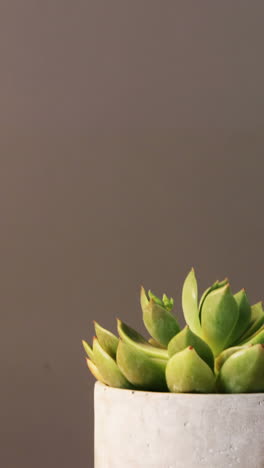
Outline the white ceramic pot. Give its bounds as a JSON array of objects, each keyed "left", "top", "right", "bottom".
[{"left": 94, "top": 382, "right": 264, "bottom": 468}]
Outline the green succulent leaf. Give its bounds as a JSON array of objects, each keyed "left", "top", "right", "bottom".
[
  {"left": 217, "top": 344, "right": 264, "bottom": 393},
  {"left": 141, "top": 287, "right": 180, "bottom": 347},
  {"left": 82, "top": 340, "right": 94, "bottom": 362},
  {"left": 147, "top": 290, "right": 174, "bottom": 311},
  {"left": 140, "top": 286, "right": 149, "bottom": 309},
  {"left": 116, "top": 340, "right": 168, "bottom": 391},
  {"left": 167, "top": 326, "right": 214, "bottom": 371},
  {"left": 117, "top": 319, "right": 168, "bottom": 360},
  {"left": 162, "top": 294, "right": 174, "bottom": 311},
  {"left": 166, "top": 347, "right": 215, "bottom": 393},
  {"left": 148, "top": 290, "right": 164, "bottom": 307},
  {"left": 86, "top": 358, "right": 106, "bottom": 385},
  {"left": 227, "top": 289, "right": 251, "bottom": 346},
  {"left": 93, "top": 338, "right": 132, "bottom": 389},
  {"left": 240, "top": 326, "right": 264, "bottom": 346},
  {"left": 201, "top": 284, "right": 239, "bottom": 356},
  {"left": 236, "top": 302, "right": 264, "bottom": 344},
  {"left": 198, "top": 278, "right": 228, "bottom": 319},
  {"left": 94, "top": 321, "right": 119, "bottom": 359},
  {"left": 215, "top": 346, "right": 246, "bottom": 373},
  {"left": 198, "top": 281, "right": 218, "bottom": 317},
  {"left": 182, "top": 268, "right": 202, "bottom": 337}
]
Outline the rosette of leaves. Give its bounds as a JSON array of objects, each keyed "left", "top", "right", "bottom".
[{"left": 82, "top": 269, "right": 264, "bottom": 393}]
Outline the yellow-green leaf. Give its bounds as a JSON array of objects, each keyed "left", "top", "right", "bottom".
[{"left": 166, "top": 347, "right": 215, "bottom": 393}]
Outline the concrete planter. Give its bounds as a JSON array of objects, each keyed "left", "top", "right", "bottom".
[{"left": 94, "top": 381, "right": 264, "bottom": 468}]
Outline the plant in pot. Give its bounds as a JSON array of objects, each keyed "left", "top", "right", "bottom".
[{"left": 83, "top": 269, "right": 264, "bottom": 468}]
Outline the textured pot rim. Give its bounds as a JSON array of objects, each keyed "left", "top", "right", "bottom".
[{"left": 95, "top": 381, "right": 264, "bottom": 397}]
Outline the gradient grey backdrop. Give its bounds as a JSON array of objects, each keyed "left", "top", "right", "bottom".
[{"left": 1, "top": 2, "right": 264, "bottom": 467}]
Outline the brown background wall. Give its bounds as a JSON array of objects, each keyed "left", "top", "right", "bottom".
[{"left": 1, "top": 2, "right": 264, "bottom": 467}]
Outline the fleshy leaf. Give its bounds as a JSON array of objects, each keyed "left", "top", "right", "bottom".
[
  {"left": 117, "top": 319, "right": 168, "bottom": 360},
  {"left": 94, "top": 321, "right": 118, "bottom": 359},
  {"left": 241, "top": 326, "right": 264, "bottom": 346},
  {"left": 148, "top": 290, "right": 164, "bottom": 307},
  {"left": 82, "top": 340, "right": 94, "bottom": 362},
  {"left": 198, "top": 278, "right": 228, "bottom": 318},
  {"left": 182, "top": 268, "right": 202, "bottom": 337},
  {"left": 86, "top": 358, "right": 106, "bottom": 385},
  {"left": 140, "top": 286, "right": 149, "bottom": 309},
  {"left": 142, "top": 297, "right": 180, "bottom": 347},
  {"left": 162, "top": 294, "right": 174, "bottom": 311},
  {"left": 116, "top": 340, "right": 168, "bottom": 391},
  {"left": 166, "top": 347, "right": 215, "bottom": 393},
  {"left": 236, "top": 302, "right": 264, "bottom": 344},
  {"left": 227, "top": 289, "right": 251, "bottom": 345},
  {"left": 215, "top": 346, "right": 246, "bottom": 373},
  {"left": 201, "top": 284, "right": 239, "bottom": 356},
  {"left": 217, "top": 344, "right": 264, "bottom": 393},
  {"left": 93, "top": 338, "right": 132, "bottom": 389},
  {"left": 168, "top": 326, "right": 214, "bottom": 371},
  {"left": 147, "top": 290, "right": 174, "bottom": 311}
]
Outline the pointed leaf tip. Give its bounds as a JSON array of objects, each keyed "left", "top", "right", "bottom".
[
  {"left": 140, "top": 286, "right": 149, "bottom": 309},
  {"left": 182, "top": 267, "right": 202, "bottom": 337}
]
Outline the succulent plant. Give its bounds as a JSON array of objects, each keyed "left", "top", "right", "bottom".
[{"left": 82, "top": 269, "right": 264, "bottom": 393}]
